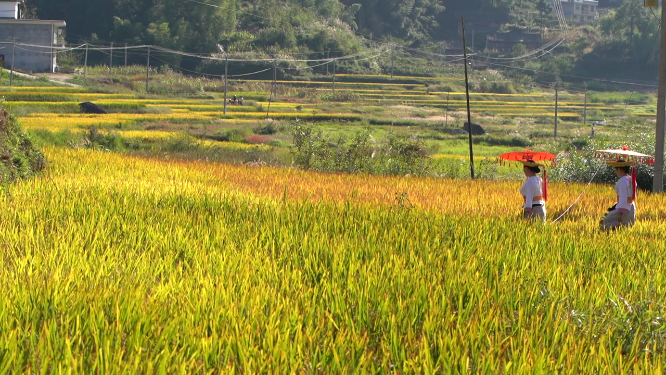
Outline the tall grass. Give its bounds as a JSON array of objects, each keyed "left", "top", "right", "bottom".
[{"left": 2, "top": 148, "right": 666, "bottom": 372}]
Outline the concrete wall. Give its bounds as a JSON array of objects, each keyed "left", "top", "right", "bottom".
[{"left": 0, "top": 23, "right": 56, "bottom": 73}]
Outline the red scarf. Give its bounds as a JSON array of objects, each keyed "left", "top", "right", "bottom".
[
  {"left": 632, "top": 167, "right": 637, "bottom": 201},
  {"left": 543, "top": 170, "right": 548, "bottom": 201}
]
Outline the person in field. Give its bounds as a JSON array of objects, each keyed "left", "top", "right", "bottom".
[
  {"left": 520, "top": 160, "right": 547, "bottom": 222},
  {"left": 600, "top": 159, "right": 636, "bottom": 230}
]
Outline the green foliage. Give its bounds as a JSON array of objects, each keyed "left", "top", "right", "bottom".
[
  {"left": 550, "top": 132, "right": 657, "bottom": 191},
  {"left": 474, "top": 135, "right": 531, "bottom": 148},
  {"left": 205, "top": 129, "right": 248, "bottom": 143},
  {"left": 2, "top": 93, "right": 78, "bottom": 102},
  {"left": 588, "top": 92, "right": 651, "bottom": 105},
  {"left": 253, "top": 122, "right": 280, "bottom": 135},
  {"left": 0, "top": 105, "right": 46, "bottom": 184},
  {"left": 318, "top": 90, "right": 361, "bottom": 102},
  {"left": 290, "top": 124, "right": 432, "bottom": 176},
  {"left": 478, "top": 81, "right": 517, "bottom": 95}
]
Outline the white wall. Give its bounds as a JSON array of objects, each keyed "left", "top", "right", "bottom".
[{"left": 0, "top": 2, "right": 18, "bottom": 19}]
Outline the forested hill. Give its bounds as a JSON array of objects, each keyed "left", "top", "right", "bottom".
[
  {"left": 25, "top": 0, "right": 538, "bottom": 52},
  {"left": 22, "top": 0, "right": 661, "bottom": 83}
]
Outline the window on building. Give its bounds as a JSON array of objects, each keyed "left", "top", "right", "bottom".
[{"left": 575, "top": 4, "right": 580, "bottom": 10}]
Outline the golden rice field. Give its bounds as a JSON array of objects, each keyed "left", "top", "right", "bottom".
[{"left": 2, "top": 147, "right": 666, "bottom": 372}]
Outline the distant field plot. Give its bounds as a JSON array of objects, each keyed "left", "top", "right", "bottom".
[{"left": 5, "top": 73, "right": 656, "bottom": 160}]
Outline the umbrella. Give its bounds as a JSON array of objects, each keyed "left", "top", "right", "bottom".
[
  {"left": 595, "top": 146, "right": 653, "bottom": 202},
  {"left": 497, "top": 150, "right": 557, "bottom": 167},
  {"left": 594, "top": 146, "right": 654, "bottom": 164},
  {"left": 497, "top": 149, "right": 556, "bottom": 201}
]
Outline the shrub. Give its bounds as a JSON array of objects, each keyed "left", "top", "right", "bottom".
[
  {"left": 0, "top": 105, "right": 46, "bottom": 183},
  {"left": 569, "top": 138, "right": 589, "bottom": 151},
  {"left": 206, "top": 129, "right": 247, "bottom": 143},
  {"left": 318, "top": 90, "right": 361, "bottom": 102},
  {"left": 549, "top": 135, "right": 657, "bottom": 191},
  {"left": 474, "top": 135, "right": 531, "bottom": 148},
  {"left": 478, "top": 81, "right": 517, "bottom": 94},
  {"left": 253, "top": 123, "right": 279, "bottom": 135},
  {"left": 290, "top": 124, "right": 432, "bottom": 176}
]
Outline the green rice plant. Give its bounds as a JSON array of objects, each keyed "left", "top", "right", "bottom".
[
  {"left": 588, "top": 92, "right": 652, "bottom": 105},
  {"left": 1, "top": 93, "right": 79, "bottom": 102},
  {"left": 3, "top": 148, "right": 666, "bottom": 372}
]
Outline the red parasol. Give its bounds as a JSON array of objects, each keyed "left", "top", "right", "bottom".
[
  {"left": 595, "top": 146, "right": 653, "bottom": 202},
  {"left": 497, "top": 150, "right": 557, "bottom": 167},
  {"left": 497, "top": 150, "right": 557, "bottom": 201}
]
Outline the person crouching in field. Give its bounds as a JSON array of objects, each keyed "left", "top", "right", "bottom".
[
  {"left": 600, "top": 160, "right": 636, "bottom": 230},
  {"left": 520, "top": 160, "right": 546, "bottom": 222}
]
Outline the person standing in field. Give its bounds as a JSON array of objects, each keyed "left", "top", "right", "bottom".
[
  {"left": 600, "top": 160, "right": 636, "bottom": 230},
  {"left": 520, "top": 160, "right": 547, "bottom": 222}
]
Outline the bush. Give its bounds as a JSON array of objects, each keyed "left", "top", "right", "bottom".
[
  {"left": 318, "top": 90, "right": 361, "bottom": 102},
  {"left": 0, "top": 105, "right": 46, "bottom": 183},
  {"left": 549, "top": 135, "right": 657, "bottom": 191},
  {"left": 478, "top": 81, "right": 517, "bottom": 94},
  {"left": 474, "top": 135, "right": 531, "bottom": 148},
  {"left": 569, "top": 138, "right": 589, "bottom": 151},
  {"left": 253, "top": 123, "right": 279, "bottom": 135},
  {"left": 290, "top": 124, "right": 432, "bottom": 176},
  {"left": 205, "top": 129, "right": 247, "bottom": 143}
]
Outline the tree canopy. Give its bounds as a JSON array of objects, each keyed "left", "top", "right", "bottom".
[{"left": 22, "top": 0, "right": 661, "bottom": 82}]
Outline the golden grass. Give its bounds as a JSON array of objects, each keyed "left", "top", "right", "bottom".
[{"left": 3, "top": 147, "right": 666, "bottom": 371}]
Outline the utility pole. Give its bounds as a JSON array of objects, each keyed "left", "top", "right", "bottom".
[
  {"left": 390, "top": 44, "right": 395, "bottom": 78},
  {"left": 109, "top": 42, "right": 113, "bottom": 80},
  {"left": 462, "top": 17, "right": 475, "bottom": 180},
  {"left": 146, "top": 46, "right": 151, "bottom": 92},
  {"left": 9, "top": 37, "right": 15, "bottom": 86},
  {"left": 554, "top": 84, "right": 559, "bottom": 137},
  {"left": 50, "top": 24, "right": 54, "bottom": 73},
  {"left": 83, "top": 43, "right": 88, "bottom": 80},
  {"left": 224, "top": 56, "right": 228, "bottom": 115},
  {"left": 654, "top": 1, "right": 666, "bottom": 192},
  {"left": 584, "top": 83, "right": 588, "bottom": 128},
  {"left": 445, "top": 92, "right": 450, "bottom": 128},
  {"left": 125, "top": 43, "right": 128, "bottom": 67},
  {"left": 272, "top": 58, "right": 277, "bottom": 96},
  {"left": 332, "top": 59, "right": 336, "bottom": 94}
]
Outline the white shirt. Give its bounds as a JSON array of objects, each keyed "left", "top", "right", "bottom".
[
  {"left": 615, "top": 175, "right": 634, "bottom": 211},
  {"left": 520, "top": 176, "right": 544, "bottom": 208}
]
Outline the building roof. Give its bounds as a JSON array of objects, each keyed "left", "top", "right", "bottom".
[{"left": 0, "top": 19, "right": 65, "bottom": 27}]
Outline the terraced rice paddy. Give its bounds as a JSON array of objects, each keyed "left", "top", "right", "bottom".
[
  {"left": 3, "top": 74, "right": 653, "bottom": 142},
  {"left": 1, "top": 74, "right": 664, "bottom": 372},
  {"left": 2, "top": 147, "right": 666, "bottom": 372}
]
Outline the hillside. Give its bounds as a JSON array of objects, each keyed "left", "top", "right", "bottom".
[{"left": 22, "top": 0, "right": 659, "bottom": 84}]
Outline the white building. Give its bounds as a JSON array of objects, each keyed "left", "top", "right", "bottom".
[
  {"left": 0, "top": 1, "right": 66, "bottom": 73},
  {"left": 560, "top": 0, "right": 599, "bottom": 24},
  {"left": 0, "top": 1, "right": 18, "bottom": 19}
]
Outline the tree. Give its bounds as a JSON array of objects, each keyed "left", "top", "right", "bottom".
[
  {"left": 342, "top": 0, "right": 444, "bottom": 41},
  {"left": 535, "top": 0, "right": 553, "bottom": 32}
]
